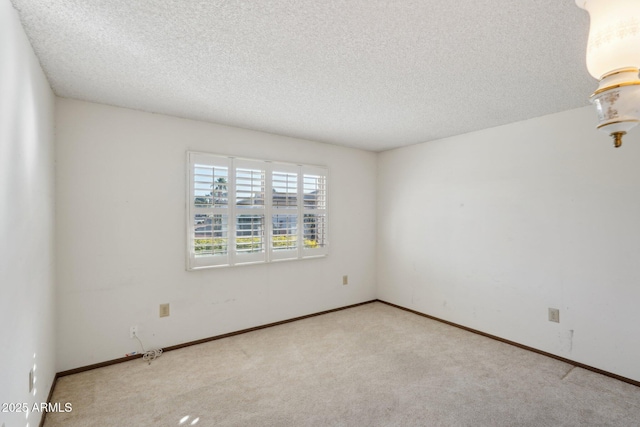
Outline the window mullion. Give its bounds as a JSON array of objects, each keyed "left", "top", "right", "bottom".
[
  {"left": 265, "top": 162, "right": 273, "bottom": 263},
  {"left": 297, "top": 166, "right": 303, "bottom": 258},
  {"left": 228, "top": 158, "right": 236, "bottom": 266}
]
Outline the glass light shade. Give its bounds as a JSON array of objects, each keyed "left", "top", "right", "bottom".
[{"left": 576, "top": 0, "right": 640, "bottom": 80}]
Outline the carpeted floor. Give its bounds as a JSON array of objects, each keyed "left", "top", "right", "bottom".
[{"left": 44, "top": 302, "right": 640, "bottom": 426}]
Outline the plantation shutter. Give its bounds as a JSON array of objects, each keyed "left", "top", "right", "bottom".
[
  {"left": 234, "top": 159, "right": 266, "bottom": 264},
  {"left": 301, "top": 166, "right": 329, "bottom": 257},
  {"left": 270, "top": 163, "right": 299, "bottom": 261},
  {"left": 187, "top": 152, "right": 328, "bottom": 270},
  {"left": 188, "top": 152, "right": 230, "bottom": 268}
]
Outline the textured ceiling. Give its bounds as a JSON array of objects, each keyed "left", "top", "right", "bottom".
[{"left": 10, "top": 0, "right": 593, "bottom": 151}]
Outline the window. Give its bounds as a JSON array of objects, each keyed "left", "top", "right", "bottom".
[{"left": 187, "top": 152, "right": 328, "bottom": 269}]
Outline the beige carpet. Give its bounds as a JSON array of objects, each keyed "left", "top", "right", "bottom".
[{"left": 44, "top": 302, "right": 640, "bottom": 426}]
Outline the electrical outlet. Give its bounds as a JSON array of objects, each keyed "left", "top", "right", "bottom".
[
  {"left": 130, "top": 326, "right": 138, "bottom": 338},
  {"left": 159, "top": 303, "right": 170, "bottom": 317},
  {"left": 342, "top": 275, "right": 348, "bottom": 285},
  {"left": 29, "top": 369, "right": 33, "bottom": 393},
  {"left": 548, "top": 308, "right": 560, "bottom": 323}
]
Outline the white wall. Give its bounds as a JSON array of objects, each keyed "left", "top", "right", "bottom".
[
  {"left": 0, "top": 1, "right": 56, "bottom": 426},
  {"left": 377, "top": 106, "right": 640, "bottom": 382},
  {"left": 55, "top": 98, "right": 377, "bottom": 372}
]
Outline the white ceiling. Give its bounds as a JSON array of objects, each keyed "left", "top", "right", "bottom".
[{"left": 10, "top": 0, "right": 594, "bottom": 152}]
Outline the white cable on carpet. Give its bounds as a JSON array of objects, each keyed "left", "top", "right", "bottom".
[{"left": 134, "top": 333, "right": 163, "bottom": 365}]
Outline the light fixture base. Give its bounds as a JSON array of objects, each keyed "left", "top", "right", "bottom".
[{"left": 590, "top": 68, "right": 640, "bottom": 145}]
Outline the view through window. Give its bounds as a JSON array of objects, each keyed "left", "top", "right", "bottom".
[{"left": 188, "top": 152, "right": 328, "bottom": 269}]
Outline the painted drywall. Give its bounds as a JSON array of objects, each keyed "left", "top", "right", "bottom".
[
  {"left": 0, "top": 1, "right": 56, "bottom": 425},
  {"left": 377, "top": 106, "right": 640, "bottom": 382},
  {"left": 55, "top": 98, "right": 377, "bottom": 371}
]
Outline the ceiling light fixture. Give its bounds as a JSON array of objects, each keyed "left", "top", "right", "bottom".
[{"left": 576, "top": 0, "right": 640, "bottom": 147}]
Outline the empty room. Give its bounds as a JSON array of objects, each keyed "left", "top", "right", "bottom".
[{"left": 2, "top": 0, "right": 640, "bottom": 426}]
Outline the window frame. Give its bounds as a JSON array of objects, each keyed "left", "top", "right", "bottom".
[{"left": 186, "top": 151, "right": 329, "bottom": 270}]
